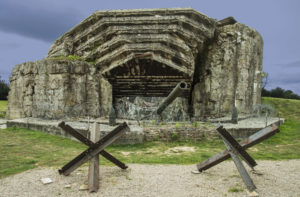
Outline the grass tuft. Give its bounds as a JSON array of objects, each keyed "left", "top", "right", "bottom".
[{"left": 228, "top": 187, "right": 243, "bottom": 193}]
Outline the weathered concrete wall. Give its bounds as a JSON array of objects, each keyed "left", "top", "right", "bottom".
[
  {"left": 47, "top": 8, "right": 216, "bottom": 75},
  {"left": 46, "top": 8, "right": 217, "bottom": 99},
  {"left": 6, "top": 59, "right": 112, "bottom": 119},
  {"left": 100, "top": 77, "right": 112, "bottom": 116},
  {"left": 192, "top": 22, "right": 263, "bottom": 119},
  {"left": 115, "top": 97, "right": 190, "bottom": 121}
]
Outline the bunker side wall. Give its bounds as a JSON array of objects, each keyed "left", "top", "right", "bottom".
[
  {"left": 192, "top": 23, "right": 263, "bottom": 119},
  {"left": 6, "top": 59, "right": 111, "bottom": 119}
]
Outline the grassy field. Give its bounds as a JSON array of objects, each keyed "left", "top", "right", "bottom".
[
  {"left": 262, "top": 97, "right": 300, "bottom": 120},
  {"left": 0, "top": 97, "right": 300, "bottom": 178},
  {"left": 0, "top": 100, "right": 7, "bottom": 118}
]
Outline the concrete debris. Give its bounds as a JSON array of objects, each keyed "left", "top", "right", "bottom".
[
  {"left": 79, "top": 184, "right": 88, "bottom": 191},
  {"left": 64, "top": 184, "right": 71, "bottom": 188},
  {"left": 40, "top": 178, "right": 53, "bottom": 185},
  {"left": 247, "top": 190, "right": 259, "bottom": 197}
]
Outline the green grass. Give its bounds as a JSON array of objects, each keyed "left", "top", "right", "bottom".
[
  {"left": 248, "top": 97, "right": 300, "bottom": 160},
  {"left": 228, "top": 187, "right": 243, "bottom": 193},
  {"left": 262, "top": 97, "right": 300, "bottom": 120},
  {"left": 0, "top": 126, "right": 86, "bottom": 178},
  {"left": 0, "top": 100, "right": 7, "bottom": 111},
  {"left": 0, "top": 126, "right": 224, "bottom": 178},
  {"left": 0, "top": 100, "right": 7, "bottom": 118},
  {"left": 0, "top": 97, "right": 300, "bottom": 178}
]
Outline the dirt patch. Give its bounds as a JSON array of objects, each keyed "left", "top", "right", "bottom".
[
  {"left": 120, "top": 151, "right": 132, "bottom": 156},
  {"left": 249, "top": 147, "right": 259, "bottom": 152},
  {"left": 165, "top": 146, "right": 195, "bottom": 155},
  {"left": 0, "top": 160, "right": 299, "bottom": 197},
  {"left": 120, "top": 148, "right": 160, "bottom": 156}
]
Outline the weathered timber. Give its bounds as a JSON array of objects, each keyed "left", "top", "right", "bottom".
[
  {"left": 197, "top": 125, "right": 279, "bottom": 172},
  {"left": 114, "top": 92, "right": 169, "bottom": 97},
  {"left": 112, "top": 82, "right": 190, "bottom": 87},
  {"left": 88, "top": 122, "right": 100, "bottom": 192},
  {"left": 58, "top": 121, "right": 128, "bottom": 169},
  {"left": 113, "top": 87, "right": 181, "bottom": 91},
  {"left": 222, "top": 139, "right": 256, "bottom": 192},
  {"left": 110, "top": 78, "right": 190, "bottom": 83},
  {"left": 58, "top": 122, "right": 93, "bottom": 146},
  {"left": 99, "top": 150, "right": 128, "bottom": 169},
  {"left": 112, "top": 75, "right": 188, "bottom": 79},
  {"left": 113, "top": 90, "right": 189, "bottom": 97},
  {"left": 216, "top": 126, "right": 257, "bottom": 168},
  {"left": 58, "top": 122, "right": 129, "bottom": 176},
  {"left": 110, "top": 81, "right": 187, "bottom": 86},
  {"left": 156, "top": 81, "right": 188, "bottom": 115}
]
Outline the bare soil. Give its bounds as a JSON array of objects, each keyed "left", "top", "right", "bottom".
[{"left": 1, "top": 160, "right": 299, "bottom": 197}]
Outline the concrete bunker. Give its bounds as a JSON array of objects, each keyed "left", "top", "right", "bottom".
[{"left": 6, "top": 8, "right": 263, "bottom": 121}]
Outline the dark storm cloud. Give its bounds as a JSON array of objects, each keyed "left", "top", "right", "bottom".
[{"left": 0, "top": 1, "right": 83, "bottom": 42}]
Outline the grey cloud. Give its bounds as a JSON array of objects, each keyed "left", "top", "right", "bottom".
[
  {"left": 0, "top": 1, "right": 83, "bottom": 42},
  {"left": 284, "top": 60, "right": 300, "bottom": 68},
  {"left": 0, "top": 41, "right": 20, "bottom": 49},
  {"left": 273, "top": 60, "right": 300, "bottom": 68},
  {"left": 267, "top": 73, "right": 300, "bottom": 94},
  {"left": 272, "top": 71, "right": 300, "bottom": 85}
]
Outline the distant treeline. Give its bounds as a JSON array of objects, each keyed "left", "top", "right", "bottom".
[
  {"left": 262, "top": 87, "right": 300, "bottom": 100},
  {"left": 0, "top": 77, "right": 9, "bottom": 100}
]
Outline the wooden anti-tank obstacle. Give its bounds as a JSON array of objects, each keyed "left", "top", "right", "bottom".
[
  {"left": 57, "top": 119, "right": 279, "bottom": 193},
  {"left": 58, "top": 121, "right": 129, "bottom": 192},
  {"left": 196, "top": 124, "right": 280, "bottom": 193}
]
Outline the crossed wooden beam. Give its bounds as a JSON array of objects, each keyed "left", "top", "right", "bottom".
[
  {"left": 196, "top": 125, "right": 279, "bottom": 192},
  {"left": 58, "top": 121, "right": 129, "bottom": 192}
]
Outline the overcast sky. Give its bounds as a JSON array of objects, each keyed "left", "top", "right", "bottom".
[{"left": 0, "top": 0, "right": 299, "bottom": 94}]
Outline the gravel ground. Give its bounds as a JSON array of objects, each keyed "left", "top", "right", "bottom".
[{"left": 1, "top": 160, "right": 299, "bottom": 197}]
